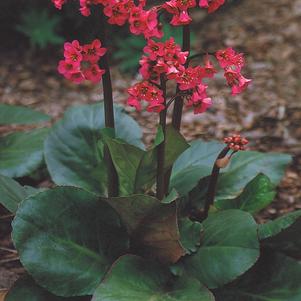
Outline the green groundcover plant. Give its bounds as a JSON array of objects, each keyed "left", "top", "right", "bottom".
[{"left": 1, "top": 1, "right": 300, "bottom": 300}]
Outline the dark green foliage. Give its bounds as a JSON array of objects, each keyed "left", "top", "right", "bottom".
[
  {"left": 0, "top": 104, "right": 50, "bottom": 125},
  {"left": 0, "top": 103, "right": 297, "bottom": 300},
  {"left": 16, "top": 8, "right": 63, "bottom": 49}
]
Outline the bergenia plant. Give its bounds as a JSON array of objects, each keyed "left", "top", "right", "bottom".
[{"left": 1, "top": 0, "right": 300, "bottom": 300}]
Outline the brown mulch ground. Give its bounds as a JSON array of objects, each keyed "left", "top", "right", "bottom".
[{"left": 0, "top": 0, "right": 301, "bottom": 290}]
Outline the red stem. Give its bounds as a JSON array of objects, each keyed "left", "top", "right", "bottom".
[
  {"left": 163, "top": 25, "right": 191, "bottom": 194},
  {"left": 99, "top": 11, "right": 119, "bottom": 197},
  {"left": 172, "top": 24, "right": 191, "bottom": 130},
  {"left": 156, "top": 75, "right": 167, "bottom": 200},
  {"left": 203, "top": 146, "right": 230, "bottom": 219}
]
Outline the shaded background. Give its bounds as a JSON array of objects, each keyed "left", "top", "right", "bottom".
[{"left": 0, "top": 0, "right": 301, "bottom": 289}]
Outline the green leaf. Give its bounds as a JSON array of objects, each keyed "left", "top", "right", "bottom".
[
  {"left": 164, "top": 125, "right": 190, "bottom": 169},
  {"left": 162, "top": 188, "right": 179, "bottom": 204},
  {"left": 216, "top": 151, "right": 291, "bottom": 200},
  {"left": 259, "top": 210, "right": 301, "bottom": 240},
  {"left": 179, "top": 218, "right": 202, "bottom": 254},
  {"left": 0, "top": 174, "right": 40, "bottom": 213},
  {"left": 0, "top": 128, "right": 49, "bottom": 178},
  {"left": 103, "top": 195, "right": 185, "bottom": 263},
  {"left": 183, "top": 210, "right": 259, "bottom": 288},
  {"left": 44, "top": 103, "right": 143, "bottom": 196},
  {"left": 103, "top": 125, "right": 189, "bottom": 195},
  {"left": 102, "top": 134, "right": 144, "bottom": 195},
  {"left": 216, "top": 174, "right": 276, "bottom": 214},
  {"left": 215, "top": 252, "right": 301, "bottom": 301},
  {"left": 0, "top": 104, "right": 50, "bottom": 125},
  {"left": 258, "top": 210, "right": 301, "bottom": 257},
  {"left": 135, "top": 125, "right": 189, "bottom": 192},
  {"left": 5, "top": 275, "right": 87, "bottom": 301},
  {"left": 170, "top": 140, "right": 291, "bottom": 200},
  {"left": 16, "top": 9, "right": 63, "bottom": 49},
  {"left": 103, "top": 194, "right": 159, "bottom": 233},
  {"left": 12, "top": 187, "right": 129, "bottom": 297},
  {"left": 92, "top": 255, "right": 215, "bottom": 301},
  {"left": 170, "top": 140, "right": 222, "bottom": 196}
]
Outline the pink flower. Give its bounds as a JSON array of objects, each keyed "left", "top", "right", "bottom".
[
  {"left": 52, "top": 0, "right": 68, "bottom": 9},
  {"left": 163, "top": 0, "right": 196, "bottom": 26},
  {"left": 104, "top": 1, "right": 134, "bottom": 26},
  {"left": 58, "top": 60, "right": 79, "bottom": 76},
  {"left": 67, "top": 72, "right": 85, "bottom": 84},
  {"left": 127, "top": 81, "right": 165, "bottom": 112},
  {"left": 147, "top": 101, "right": 165, "bottom": 113},
  {"left": 199, "top": 0, "right": 225, "bottom": 13},
  {"left": 216, "top": 48, "right": 245, "bottom": 70},
  {"left": 224, "top": 69, "right": 252, "bottom": 95},
  {"left": 176, "top": 67, "right": 202, "bottom": 90},
  {"left": 129, "top": 6, "right": 162, "bottom": 39},
  {"left": 83, "top": 39, "right": 107, "bottom": 63},
  {"left": 83, "top": 64, "right": 106, "bottom": 83},
  {"left": 128, "top": 96, "right": 142, "bottom": 111},
  {"left": 143, "top": 40, "right": 164, "bottom": 60},
  {"left": 64, "top": 40, "right": 83, "bottom": 66},
  {"left": 186, "top": 83, "right": 212, "bottom": 114},
  {"left": 193, "top": 97, "right": 212, "bottom": 114},
  {"left": 139, "top": 38, "right": 188, "bottom": 82},
  {"left": 170, "top": 10, "right": 192, "bottom": 26},
  {"left": 58, "top": 39, "right": 107, "bottom": 84}
]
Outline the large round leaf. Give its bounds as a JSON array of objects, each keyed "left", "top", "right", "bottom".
[
  {"left": 170, "top": 140, "right": 291, "bottom": 200},
  {"left": 44, "top": 103, "right": 143, "bottom": 195},
  {"left": 179, "top": 218, "right": 202, "bottom": 255},
  {"left": 170, "top": 140, "right": 222, "bottom": 196},
  {"left": 216, "top": 151, "right": 291, "bottom": 200},
  {"left": 258, "top": 210, "right": 301, "bottom": 257},
  {"left": 0, "top": 128, "right": 48, "bottom": 178},
  {"left": 12, "top": 187, "right": 129, "bottom": 297},
  {"left": 183, "top": 210, "right": 259, "bottom": 288},
  {"left": 0, "top": 104, "right": 50, "bottom": 125},
  {"left": 215, "top": 252, "right": 301, "bottom": 301},
  {"left": 103, "top": 195, "right": 185, "bottom": 263},
  {"left": 5, "top": 276, "right": 88, "bottom": 301},
  {"left": 216, "top": 173, "right": 276, "bottom": 214},
  {"left": 92, "top": 255, "right": 215, "bottom": 301}
]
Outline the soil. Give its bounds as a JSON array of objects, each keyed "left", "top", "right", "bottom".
[{"left": 0, "top": 0, "right": 301, "bottom": 290}]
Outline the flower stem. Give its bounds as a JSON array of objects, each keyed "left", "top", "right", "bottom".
[
  {"left": 99, "top": 11, "right": 119, "bottom": 197},
  {"left": 156, "top": 75, "right": 167, "bottom": 200},
  {"left": 187, "top": 51, "right": 215, "bottom": 63},
  {"left": 172, "top": 24, "right": 190, "bottom": 131},
  {"left": 163, "top": 25, "right": 191, "bottom": 195},
  {"left": 203, "top": 146, "right": 230, "bottom": 219}
]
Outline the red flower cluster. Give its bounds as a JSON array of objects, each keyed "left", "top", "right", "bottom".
[
  {"left": 224, "top": 134, "right": 249, "bottom": 151},
  {"left": 174, "top": 57, "right": 216, "bottom": 114},
  {"left": 162, "top": 0, "right": 196, "bottom": 26},
  {"left": 52, "top": 0, "right": 226, "bottom": 35},
  {"left": 140, "top": 38, "right": 189, "bottom": 81},
  {"left": 128, "top": 81, "right": 165, "bottom": 112},
  {"left": 53, "top": 1, "right": 252, "bottom": 116},
  {"left": 128, "top": 39, "right": 218, "bottom": 114},
  {"left": 58, "top": 39, "right": 107, "bottom": 84},
  {"left": 215, "top": 48, "right": 251, "bottom": 95},
  {"left": 128, "top": 38, "right": 189, "bottom": 113},
  {"left": 52, "top": 0, "right": 162, "bottom": 40},
  {"left": 162, "top": 0, "right": 225, "bottom": 26}
]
